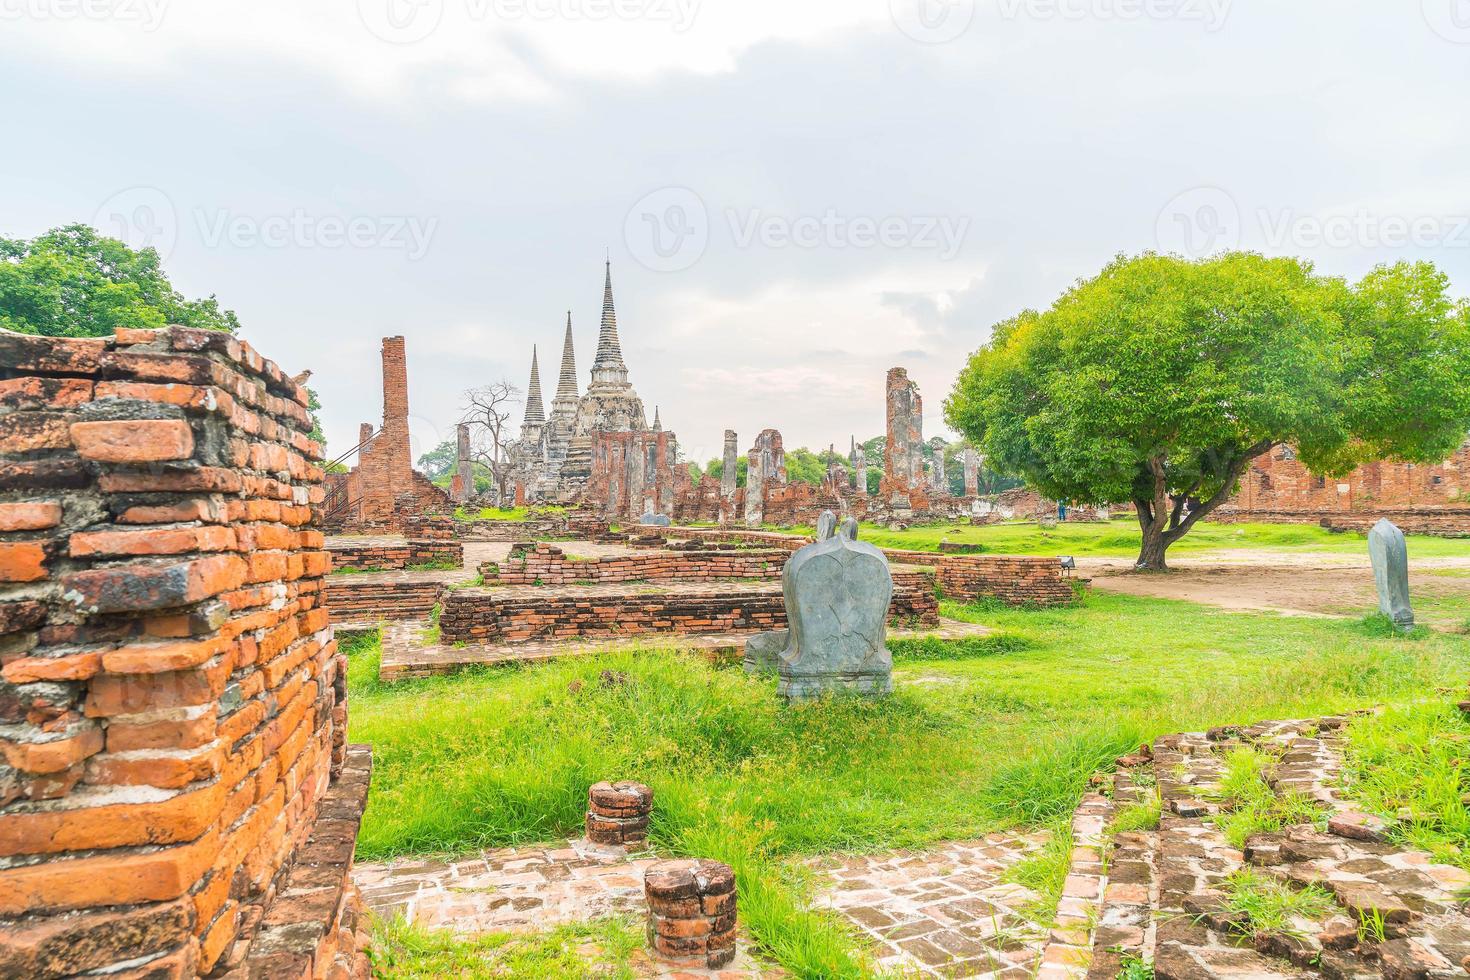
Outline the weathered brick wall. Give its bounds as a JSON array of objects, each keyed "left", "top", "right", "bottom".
[
  {"left": 324, "top": 575, "right": 444, "bottom": 623},
  {"left": 1210, "top": 508, "right": 1470, "bottom": 538},
  {"left": 667, "top": 527, "right": 813, "bottom": 551},
  {"left": 327, "top": 538, "right": 463, "bottom": 572},
  {"left": 0, "top": 326, "right": 369, "bottom": 978},
  {"left": 440, "top": 579, "right": 939, "bottom": 645},
  {"left": 936, "top": 555, "right": 1076, "bottom": 607},
  {"left": 482, "top": 544, "right": 788, "bottom": 585},
  {"left": 1220, "top": 442, "right": 1470, "bottom": 533}
]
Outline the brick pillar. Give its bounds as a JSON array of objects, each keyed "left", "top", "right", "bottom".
[
  {"left": 453, "top": 423, "right": 473, "bottom": 504},
  {"left": 358, "top": 336, "right": 413, "bottom": 524},
  {"left": 963, "top": 448, "right": 979, "bottom": 496},
  {"left": 881, "top": 367, "right": 926, "bottom": 511},
  {"left": 644, "top": 859, "right": 737, "bottom": 970},
  {"left": 0, "top": 326, "right": 371, "bottom": 979},
  {"left": 586, "top": 781, "right": 653, "bottom": 846},
  {"left": 719, "top": 429, "right": 738, "bottom": 524}
]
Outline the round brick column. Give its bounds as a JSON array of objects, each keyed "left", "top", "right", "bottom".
[
  {"left": 586, "top": 781, "right": 653, "bottom": 847},
  {"left": 644, "top": 859, "right": 737, "bottom": 969}
]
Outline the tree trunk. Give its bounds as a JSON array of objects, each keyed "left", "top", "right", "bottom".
[{"left": 1136, "top": 523, "right": 1170, "bottom": 571}]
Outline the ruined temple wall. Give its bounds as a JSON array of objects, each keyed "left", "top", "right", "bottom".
[
  {"left": 586, "top": 429, "right": 679, "bottom": 522},
  {"left": 0, "top": 326, "right": 369, "bottom": 978},
  {"left": 1223, "top": 442, "right": 1470, "bottom": 520}
]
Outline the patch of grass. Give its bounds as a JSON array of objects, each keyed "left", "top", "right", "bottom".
[
  {"left": 1115, "top": 954, "right": 1155, "bottom": 980},
  {"left": 1342, "top": 703, "right": 1470, "bottom": 872},
  {"left": 1216, "top": 868, "right": 1337, "bottom": 937},
  {"left": 368, "top": 913, "right": 642, "bottom": 979},
  {"left": 348, "top": 592, "right": 1470, "bottom": 976},
  {"left": 1004, "top": 819, "right": 1072, "bottom": 926},
  {"left": 455, "top": 505, "right": 569, "bottom": 521},
  {"left": 406, "top": 561, "right": 461, "bottom": 572},
  {"left": 1209, "top": 747, "right": 1323, "bottom": 848},
  {"left": 780, "top": 518, "right": 1470, "bottom": 560},
  {"left": 1354, "top": 613, "right": 1430, "bottom": 641},
  {"left": 330, "top": 565, "right": 385, "bottom": 575},
  {"left": 889, "top": 634, "right": 1035, "bottom": 661},
  {"left": 1111, "top": 789, "right": 1163, "bottom": 834}
]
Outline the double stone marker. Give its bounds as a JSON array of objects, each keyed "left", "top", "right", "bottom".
[{"left": 584, "top": 782, "right": 739, "bottom": 969}]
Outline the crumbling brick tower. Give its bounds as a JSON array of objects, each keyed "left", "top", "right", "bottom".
[
  {"left": 881, "top": 367, "right": 929, "bottom": 513},
  {"left": 0, "top": 327, "right": 371, "bottom": 978},
  {"left": 355, "top": 335, "right": 414, "bottom": 523}
]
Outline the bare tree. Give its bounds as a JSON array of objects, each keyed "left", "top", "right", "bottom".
[{"left": 460, "top": 381, "right": 521, "bottom": 504}]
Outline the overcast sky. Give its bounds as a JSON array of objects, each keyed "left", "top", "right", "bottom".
[{"left": 4, "top": 0, "right": 1469, "bottom": 464}]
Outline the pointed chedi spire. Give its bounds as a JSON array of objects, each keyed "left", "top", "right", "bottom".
[
  {"left": 555, "top": 311, "right": 578, "bottom": 400},
  {"left": 653, "top": 406, "right": 662, "bottom": 432},
  {"left": 591, "top": 260, "right": 629, "bottom": 386},
  {"left": 550, "top": 311, "right": 580, "bottom": 428},
  {"left": 523, "top": 345, "right": 545, "bottom": 426}
]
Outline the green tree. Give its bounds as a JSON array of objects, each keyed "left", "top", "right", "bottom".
[
  {"left": 945, "top": 253, "right": 1470, "bottom": 570},
  {"left": 418, "top": 438, "right": 459, "bottom": 481},
  {"left": 0, "top": 224, "right": 239, "bottom": 336},
  {"left": 704, "top": 456, "right": 748, "bottom": 488},
  {"left": 785, "top": 448, "right": 827, "bottom": 486}
]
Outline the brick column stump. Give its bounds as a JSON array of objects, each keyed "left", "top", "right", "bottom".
[
  {"left": 644, "top": 859, "right": 738, "bottom": 969},
  {"left": 586, "top": 780, "right": 653, "bottom": 847}
]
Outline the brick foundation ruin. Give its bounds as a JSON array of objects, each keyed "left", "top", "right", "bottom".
[
  {"left": 585, "top": 781, "right": 653, "bottom": 848},
  {"left": 482, "top": 542, "right": 788, "bottom": 586},
  {"left": 0, "top": 327, "right": 370, "bottom": 978},
  {"left": 439, "top": 576, "right": 939, "bottom": 646},
  {"left": 936, "top": 555, "right": 1076, "bottom": 607}
]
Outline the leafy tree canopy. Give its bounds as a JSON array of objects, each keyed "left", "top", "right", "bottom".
[
  {"left": 945, "top": 252, "right": 1470, "bottom": 568},
  {"left": 0, "top": 224, "right": 239, "bottom": 337}
]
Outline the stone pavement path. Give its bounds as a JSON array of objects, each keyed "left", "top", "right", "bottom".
[
  {"left": 808, "top": 832, "right": 1052, "bottom": 979},
  {"left": 354, "top": 838, "right": 781, "bottom": 978}
]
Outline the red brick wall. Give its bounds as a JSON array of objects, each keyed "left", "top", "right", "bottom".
[
  {"left": 1221, "top": 442, "right": 1470, "bottom": 533},
  {"left": 936, "top": 555, "right": 1075, "bottom": 606},
  {"left": 0, "top": 326, "right": 369, "bottom": 978},
  {"left": 328, "top": 539, "right": 463, "bottom": 572},
  {"left": 440, "top": 579, "right": 939, "bottom": 645},
  {"left": 325, "top": 576, "right": 445, "bottom": 622},
  {"left": 483, "top": 544, "right": 788, "bottom": 585}
]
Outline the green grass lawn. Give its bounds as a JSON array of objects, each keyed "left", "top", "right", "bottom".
[
  {"left": 346, "top": 592, "right": 1470, "bottom": 977},
  {"left": 454, "top": 505, "right": 567, "bottom": 521},
  {"left": 772, "top": 518, "right": 1470, "bottom": 560}
]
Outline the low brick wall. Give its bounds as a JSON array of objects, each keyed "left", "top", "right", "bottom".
[
  {"left": 325, "top": 573, "right": 444, "bottom": 622},
  {"left": 936, "top": 555, "right": 1075, "bottom": 606},
  {"left": 1213, "top": 509, "right": 1470, "bottom": 538},
  {"left": 668, "top": 527, "right": 812, "bottom": 551},
  {"left": 440, "top": 578, "right": 938, "bottom": 645},
  {"left": 0, "top": 326, "right": 368, "bottom": 978},
  {"left": 327, "top": 536, "right": 464, "bottom": 572},
  {"left": 482, "top": 544, "right": 788, "bottom": 585}
]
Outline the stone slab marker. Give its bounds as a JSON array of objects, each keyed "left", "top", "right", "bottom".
[
  {"left": 644, "top": 859, "right": 737, "bottom": 969},
  {"left": 1368, "top": 517, "right": 1414, "bottom": 630},
  {"left": 963, "top": 447, "right": 979, "bottom": 496},
  {"left": 744, "top": 511, "right": 894, "bottom": 698}
]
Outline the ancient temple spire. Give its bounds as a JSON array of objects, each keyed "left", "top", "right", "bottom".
[
  {"left": 524, "top": 345, "right": 545, "bottom": 426},
  {"left": 591, "top": 260, "right": 629, "bottom": 386},
  {"left": 555, "top": 311, "right": 578, "bottom": 401},
  {"left": 653, "top": 406, "right": 662, "bottom": 432}
]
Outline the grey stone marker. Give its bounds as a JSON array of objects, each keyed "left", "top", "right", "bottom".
[
  {"left": 743, "top": 511, "right": 894, "bottom": 698},
  {"left": 1368, "top": 518, "right": 1414, "bottom": 631},
  {"left": 639, "top": 512, "right": 671, "bottom": 527}
]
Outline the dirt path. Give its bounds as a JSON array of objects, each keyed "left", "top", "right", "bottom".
[{"left": 1083, "top": 550, "right": 1470, "bottom": 626}]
